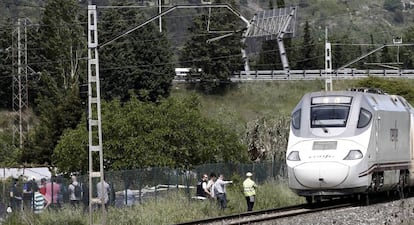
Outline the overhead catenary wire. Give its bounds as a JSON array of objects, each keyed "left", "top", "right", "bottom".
[
  {"left": 0, "top": 38, "right": 392, "bottom": 80},
  {"left": 1, "top": 3, "right": 409, "bottom": 78}
]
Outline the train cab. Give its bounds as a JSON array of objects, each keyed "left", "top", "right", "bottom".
[{"left": 286, "top": 90, "right": 414, "bottom": 200}]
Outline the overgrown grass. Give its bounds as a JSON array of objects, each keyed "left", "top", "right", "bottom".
[
  {"left": 173, "top": 80, "right": 364, "bottom": 120},
  {"left": 172, "top": 80, "right": 361, "bottom": 136},
  {"left": 2, "top": 180, "right": 304, "bottom": 225}
]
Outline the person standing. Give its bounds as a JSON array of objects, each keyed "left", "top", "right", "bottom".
[
  {"left": 44, "top": 176, "right": 61, "bottom": 209},
  {"left": 243, "top": 172, "right": 257, "bottom": 211},
  {"left": 213, "top": 174, "right": 232, "bottom": 210},
  {"left": 96, "top": 179, "right": 110, "bottom": 210},
  {"left": 9, "top": 178, "right": 22, "bottom": 211},
  {"left": 68, "top": 175, "right": 82, "bottom": 208},
  {"left": 22, "top": 176, "right": 38, "bottom": 211},
  {"left": 81, "top": 182, "right": 89, "bottom": 213},
  {"left": 33, "top": 191, "right": 45, "bottom": 214},
  {"left": 196, "top": 174, "right": 209, "bottom": 199},
  {"left": 206, "top": 173, "right": 216, "bottom": 199},
  {"left": 39, "top": 178, "right": 47, "bottom": 196}
]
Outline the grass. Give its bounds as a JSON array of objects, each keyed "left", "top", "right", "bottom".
[
  {"left": 2, "top": 180, "right": 304, "bottom": 225},
  {"left": 171, "top": 80, "right": 361, "bottom": 135}
]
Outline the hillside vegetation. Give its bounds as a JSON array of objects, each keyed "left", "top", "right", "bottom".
[
  {"left": 173, "top": 79, "right": 358, "bottom": 124},
  {"left": 1, "top": 0, "right": 414, "bottom": 171}
]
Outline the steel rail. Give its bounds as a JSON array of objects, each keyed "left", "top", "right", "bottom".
[{"left": 174, "top": 199, "right": 355, "bottom": 225}]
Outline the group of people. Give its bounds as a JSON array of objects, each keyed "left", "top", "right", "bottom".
[
  {"left": 196, "top": 172, "right": 257, "bottom": 211},
  {"left": 9, "top": 175, "right": 88, "bottom": 213}
]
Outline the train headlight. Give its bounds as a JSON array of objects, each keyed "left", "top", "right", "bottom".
[
  {"left": 287, "top": 151, "right": 301, "bottom": 161},
  {"left": 343, "top": 150, "right": 363, "bottom": 160}
]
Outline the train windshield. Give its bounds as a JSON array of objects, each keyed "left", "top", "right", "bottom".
[{"left": 311, "top": 105, "right": 350, "bottom": 128}]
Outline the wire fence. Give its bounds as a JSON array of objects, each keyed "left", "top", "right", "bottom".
[{"left": 0, "top": 161, "right": 287, "bottom": 213}]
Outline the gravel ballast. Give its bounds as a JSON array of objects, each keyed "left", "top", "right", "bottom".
[{"left": 269, "top": 197, "right": 414, "bottom": 225}]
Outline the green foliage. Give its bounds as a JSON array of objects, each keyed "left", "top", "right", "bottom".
[
  {"left": 401, "top": 26, "right": 414, "bottom": 68},
  {"left": 383, "top": 0, "right": 403, "bottom": 12},
  {"left": 276, "top": 0, "right": 285, "bottom": 8},
  {"left": 180, "top": 2, "right": 244, "bottom": 93},
  {"left": 24, "top": 85, "right": 83, "bottom": 165},
  {"left": 357, "top": 77, "right": 414, "bottom": 102},
  {"left": 0, "top": 131, "right": 21, "bottom": 166},
  {"left": 3, "top": 180, "right": 303, "bottom": 225},
  {"left": 3, "top": 208, "right": 87, "bottom": 225},
  {"left": 0, "top": 21, "right": 13, "bottom": 109},
  {"left": 35, "top": 0, "right": 85, "bottom": 92},
  {"left": 300, "top": 21, "right": 319, "bottom": 69},
  {"left": 21, "top": 0, "right": 85, "bottom": 165},
  {"left": 245, "top": 116, "right": 290, "bottom": 162},
  {"left": 330, "top": 33, "right": 362, "bottom": 69},
  {"left": 256, "top": 39, "right": 280, "bottom": 70},
  {"left": 53, "top": 95, "right": 247, "bottom": 173},
  {"left": 99, "top": 1, "right": 175, "bottom": 102}
]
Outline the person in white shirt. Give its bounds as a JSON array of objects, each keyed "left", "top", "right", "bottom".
[
  {"left": 68, "top": 175, "right": 82, "bottom": 208},
  {"left": 213, "top": 174, "right": 232, "bottom": 210},
  {"left": 206, "top": 173, "right": 216, "bottom": 199},
  {"left": 96, "top": 179, "right": 110, "bottom": 210}
]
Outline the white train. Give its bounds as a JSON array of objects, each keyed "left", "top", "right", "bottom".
[{"left": 286, "top": 88, "right": 414, "bottom": 203}]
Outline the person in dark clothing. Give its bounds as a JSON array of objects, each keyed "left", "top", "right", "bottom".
[
  {"left": 9, "top": 179, "right": 22, "bottom": 211},
  {"left": 196, "top": 174, "right": 209, "bottom": 199},
  {"left": 81, "top": 183, "right": 89, "bottom": 213},
  {"left": 22, "top": 176, "right": 38, "bottom": 211}
]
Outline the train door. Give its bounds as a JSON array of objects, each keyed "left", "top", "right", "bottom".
[
  {"left": 369, "top": 111, "right": 384, "bottom": 192},
  {"left": 409, "top": 113, "right": 414, "bottom": 185},
  {"left": 374, "top": 112, "right": 380, "bottom": 161}
]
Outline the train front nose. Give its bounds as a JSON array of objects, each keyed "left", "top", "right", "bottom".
[{"left": 293, "top": 162, "right": 349, "bottom": 188}]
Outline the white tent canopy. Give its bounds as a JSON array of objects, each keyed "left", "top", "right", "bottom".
[{"left": 0, "top": 167, "right": 51, "bottom": 181}]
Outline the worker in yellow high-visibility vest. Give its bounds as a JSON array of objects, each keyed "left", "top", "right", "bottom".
[{"left": 243, "top": 172, "right": 257, "bottom": 211}]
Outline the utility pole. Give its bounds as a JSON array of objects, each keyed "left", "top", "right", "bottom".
[
  {"left": 87, "top": 5, "right": 251, "bottom": 225},
  {"left": 87, "top": 5, "right": 106, "bottom": 225},
  {"left": 159, "top": 0, "right": 162, "bottom": 32},
  {"left": 324, "top": 27, "right": 332, "bottom": 91},
  {"left": 12, "top": 18, "right": 29, "bottom": 149}
]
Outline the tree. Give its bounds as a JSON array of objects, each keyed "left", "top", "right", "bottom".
[
  {"left": 357, "top": 77, "right": 414, "bottom": 102},
  {"left": 381, "top": 46, "right": 394, "bottom": 64},
  {"left": 383, "top": 0, "right": 403, "bottom": 12},
  {"left": 256, "top": 40, "right": 280, "bottom": 70},
  {"left": 245, "top": 116, "right": 289, "bottom": 162},
  {"left": 401, "top": 26, "right": 414, "bottom": 68},
  {"left": 268, "top": 0, "right": 274, "bottom": 9},
  {"left": 23, "top": 0, "right": 85, "bottom": 165},
  {"left": 0, "top": 20, "right": 13, "bottom": 109},
  {"left": 35, "top": 0, "right": 85, "bottom": 93},
  {"left": 276, "top": 0, "right": 285, "bottom": 8},
  {"left": 53, "top": 95, "right": 248, "bottom": 173},
  {"left": 330, "top": 33, "right": 361, "bottom": 69},
  {"left": 180, "top": 1, "right": 244, "bottom": 93},
  {"left": 0, "top": 112, "right": 20, "bottom": 166},
  {"left": 366, "top": 34, "right": 378, "bottom": 66},
  {"left": 99, "top": 2, "right": 175, "bottom": 102},
  {"left": 300, "top": 21, "right": 318, "bottom": 69}
]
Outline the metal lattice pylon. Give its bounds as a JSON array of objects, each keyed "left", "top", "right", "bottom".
[
  {"left": 12, "top": 18, "right": 29, "bottom": 149},
  {"left": 87, "top": 5, "right": 106, "bottom": 225},
  {"left": 247, "top": 7, "right": 297, "bottom": 70}
]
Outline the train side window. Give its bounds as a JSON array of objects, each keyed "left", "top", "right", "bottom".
[
  {"left": 357, "top": 108, "right": 372, "bottom": 128},
  {"left": 292, "top": 109, "right": 301, "bottom": 129}
]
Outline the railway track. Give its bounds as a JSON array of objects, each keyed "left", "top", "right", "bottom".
[{"left": 174, "top": 199, "right": 357, "bottom": 225}]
